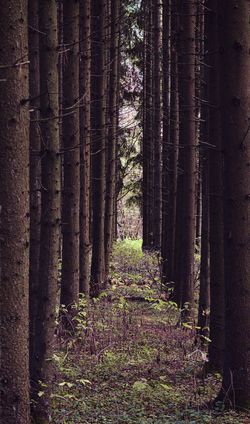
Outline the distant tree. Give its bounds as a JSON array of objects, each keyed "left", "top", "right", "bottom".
[
  {"left": 0, "top": 1, "right": 30, "bottom": 422},
  {"left": 31, "top": 0, "right": 61, "bottom": 420},
  {"left": 61, "top": 0, "right": 80, "bottom": 309}
]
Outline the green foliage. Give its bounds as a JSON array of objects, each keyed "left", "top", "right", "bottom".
[{"left": 50, "top": 240, "right": 249, "bottom": 424}]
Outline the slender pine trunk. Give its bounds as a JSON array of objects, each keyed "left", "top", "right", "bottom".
[
  {"left": 79, "top": 0, "right": 91, "bottom": 296},
  {"left": 207, "top": 0, "right": 225, "bottom": 372},
  {"left": 32, "top": 1, "right": 61, "bottom": 420},
  {"left": 61, "top": 0, "right": 80, "bottom": 309},
  {"left": 90, "top": 0, "right": 106, "bottom": 297}
]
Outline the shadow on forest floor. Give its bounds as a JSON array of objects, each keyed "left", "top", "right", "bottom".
[{"left": 51, "top": 240, "right": 250, "bottom": 424}]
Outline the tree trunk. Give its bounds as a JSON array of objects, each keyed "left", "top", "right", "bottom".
[
  {"left": 0, "top": 1, "right": 30, "bottom": 422},
  {"left": 90, "top": 0, "right": 106, "bottom": 297},
  {"left": 219, "top": 0, "right": 250, "bottom": 408},
  {"left": 142, "top": 0, "right": 154, "bottom": 250},
  {"left": 105, "top": 0, "right": 121, "bottom": 276},
  {"left": 31, "top": 1, "right": 61, "bottom": 420},
  {"left": 79, "top": 0, "right": 91, "bottom": 296},
  {"left": 198, "top": 2, "right": 210, "bottom": 341},
  {"left": 161, "top": 0, "right": 170, "bottom": 282},
  {"left": 28, "top": 0, "right": 41, "bottom": 386},
  {"left": 162, "top": 0, "right": 180, "bottom": 285},
  {"left": 152, "top": 0, "right": 162, "bottom": 249},
  {"left": 61, "top": 0, "right": 80, "bottom": 309},
  {"left": 207, "top": 0, "right": 225, "bottom": 373},
  {"left": 198, "top": 153, "right": 210, "bottom": 339},
  {"left": 178, "top": 0, "right": 196, "bottom": 317}
]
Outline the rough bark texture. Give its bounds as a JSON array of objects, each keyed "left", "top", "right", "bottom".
[
  {"left": 79, "top": 0, "right": 91, "bottom": 296},
  {"left": 178, "top": 0, "right": 196, "bottom": 316},
  {"left": 0, "top": 1, "right": 30, "bottom": 422},
  {"left": 207, "top": 0, "right": 225, "bottom": 372},
  {"left": 105, "top": 0, "right": 121, "bottom": 276},
  {"left": 31, "top": 1, "right": 61, "bottom": 421},
  {"left": 220, "top": 0, "right": 250, "bottom": 408},
  {"left": 28, "top": 0, "right": 41, "bottom": 385},
  {"left": 90, "top": 0, "right": 106, "bottom": 297},
  {"left": 61, "top": 0, "right": 80, "bottom": 308}
]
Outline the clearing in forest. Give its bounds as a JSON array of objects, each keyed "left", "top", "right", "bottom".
[{"left": 51, "top": 240, "right": 249, "bottom": 424}]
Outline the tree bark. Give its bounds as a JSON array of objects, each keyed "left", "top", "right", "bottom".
[
  {"left": 61, "top": 0, "right": 80, "bottom": 309},
  {"left": 0, "top": 1, "right": 30, "bottom": 422},
  {"left": 198, "top": 153, "right": 210, "bottom": 339},
  {"left": 105, "top": 0, "right": 121, "bottom": 276},
  {"left": 219, "top": 0, "right": 250, "bottom": 408},
  {"left": 197, "top": 1, "right": 210, "bottom": 340},
  {"left": 28, "top": 0, "right": 41, "bottom": 386},
  {"left": 162, "top": 0, "right": 180, "bottom": 285},
  {"left": 31, "top": 1, "right": 61, "bottom": 420},
  {"left": 79, "top": 0, "right": 91, "bottom": 296},
  {"left": 207, "top": 0, "right": 225, "bottom": 372},
  {"left": 142, "top": 0, "right": 154, "bottom": 250},
  {"left": 90, "top": 0, "right": 106, "bottom": 297},
  {"left": 152, "top": 0, "right": 162, "bottom": 249},
  {"left": 178, "top": 0, "right": 196, "bottom": 317},
  {"left": 161, "top": 0, "right": 170, "bottom": 282}
]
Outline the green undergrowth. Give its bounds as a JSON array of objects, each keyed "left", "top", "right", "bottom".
[{"left": 51, "top": 239, "right": 250, "bottom": 423}]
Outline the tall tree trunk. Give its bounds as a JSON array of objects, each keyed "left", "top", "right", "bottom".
[
  {"left": 31, "top": 1, "right": 61, "bottom": 420},
  {"left": 161, "top": 0, "right": 170, "bottom": 282},
  {"left": 178, "top": 0, "right": 196, "bottom": 317},
  {"left": 198, "top": 1, "right": 210, "bottom": 340},
  {"left": 0, "top": 1, "right": 30, "bottom": 422},
  {"left": 207, "top": 0, "right": 225, "bottom": 372},
  {"left": 142, "top": 0, "right": 154, "bottom": 250},
  {"left": 90, "top": 0, "right": 106, "bottom": 297},
  {"left": 61, "top": 0, "right": 80, "bottom": 309},
  {"left": 152, "top": 0, "right": 162, "bottom": 249},
  {"left": 28, "top": 0, "right": 41, "bottom": 385},
  {"left": 162, "top": 0, "right": 180, "bottom": 285},
  {"left": 142, "top": 0, "right": 149, "bottom": 249},
  {"left": 219, "top": 0, "right": 250, "bottom": 408},
  {"left": 198, "top": 152, "right": 210, "bottom": 338},
  {"left": 79, "top": 0, "right": 91, "bottom": 296},
  {"left": 105, "top": 0, "right": 121, "bottom": 276}
]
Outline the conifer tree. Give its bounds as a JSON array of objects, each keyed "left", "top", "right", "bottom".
[
  {"left": 0, "top": 1, "right": 30, "bottom": 422},
  {"left": 220, "top": 0, "right": 250, "bottom": 407},
  {"left": 31, "top": 1, "right": 61, "bottom": 419},
  {"left": 61, "top": 0, "right": 80, "bottom": 309}
]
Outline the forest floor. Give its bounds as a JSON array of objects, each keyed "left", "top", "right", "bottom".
[{"left": 51, "top": 240, "right": 250, "bottom": 424}]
